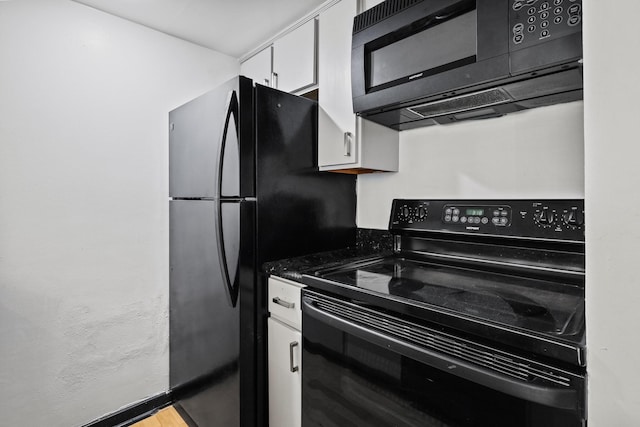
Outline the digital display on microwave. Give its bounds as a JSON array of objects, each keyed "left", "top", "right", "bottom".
[{"left": 368, "top": 10, "right": 477, "bottom": 89}]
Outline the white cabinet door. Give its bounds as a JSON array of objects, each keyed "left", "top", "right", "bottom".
[
  {"left": 363, "top": 0, "right": 385, "bottom": 9},
  {"left": 318, "top": 0, "right": 398, "bottom": 172},
  {"left": 273, "top": 19, "right": 317, "bottom": 93},
  {"left": 318, "top": 0, "right": 358, "bottom": 169},
  {"left": 268, "top": 318, "right": 301, "bottom": 427},
  {"left": 240, "top": 46, "right": 272, "bottom": 87}
]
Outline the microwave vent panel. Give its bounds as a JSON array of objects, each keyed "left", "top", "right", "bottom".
[
  {"left": 353, "top": 0, "right": 423, "bottom": 33},
  {"left": 407, "top": 88, "right": 514, "bottom": 119}
]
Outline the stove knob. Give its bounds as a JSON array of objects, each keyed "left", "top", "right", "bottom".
[
  {"left": 418, "top": 207, "right": 427, "bottom": 219},
  {"left": 563, "top": 209, "right": 584, "bottom": 227},
  {"left": 535, "top": 207, "right": 554, "bottom": 225}
]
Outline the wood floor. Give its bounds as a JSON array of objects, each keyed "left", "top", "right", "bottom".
[{"left": 131, "top": 406, "right": 189, "bottom": 427}]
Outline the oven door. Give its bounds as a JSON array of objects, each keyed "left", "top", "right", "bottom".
[{"left": 301, "top": 290, "right": 585, "bottom": 427}]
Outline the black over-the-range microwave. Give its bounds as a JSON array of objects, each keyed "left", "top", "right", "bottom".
[{"left": 351, "top": 0, "right": 583, "bottom": 130}]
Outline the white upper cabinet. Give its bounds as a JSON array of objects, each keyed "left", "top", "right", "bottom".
[
  {"left": 318, "top": 0, "right": 398, "bottom": 173},
  {"left": 240, "top": 46, "right": 272, "bottom": 87},
  {"left": 363, "top": 0, "right": 385, "bottom": 10},
  {"left": 272, "top": 19, "right": 317, "bottom": 93}
]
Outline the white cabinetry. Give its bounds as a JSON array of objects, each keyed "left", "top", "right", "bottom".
[
  {"left": 268, "top": 277, "right": 305, "bottom": 427},
  {"left": 318, "top": 0, "right": 398, "bottom": 173},
  {"left": 273, "top": 19, "right": 317, "bottom": 93},
  {"left": 240, "top": 46, "right": 272, "bottom": 87},
  {"left": 363, "top": 0, "right": 385, "bottom": 9}
]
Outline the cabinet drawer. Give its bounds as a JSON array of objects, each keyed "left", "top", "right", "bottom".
[{"left": 268, "top": 277, "right": 305, "bottom": 329}]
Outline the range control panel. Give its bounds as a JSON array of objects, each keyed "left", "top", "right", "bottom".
[
  {"left": 510, "top": 0, "right": 582, "bottom": 49},
  {"left": 389, "top": 199, "right": 584, "bottom": 242}
]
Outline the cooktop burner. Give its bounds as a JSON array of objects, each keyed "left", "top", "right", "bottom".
[{"left": 317, "top": 257, "right": 584, "bottom": 339}]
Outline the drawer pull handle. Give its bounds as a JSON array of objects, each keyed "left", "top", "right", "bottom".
[
  {"left": 289, "top": 341, "right": 299, "bottom": 373},
  {"left": 272, "top": 297, "right": 295, "bottom": 309}
]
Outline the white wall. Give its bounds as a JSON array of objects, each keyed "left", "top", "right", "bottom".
[
  {"left": 584, "top": 0, "right": 640, "bottom": 425},
  {"left": 357, "top": 102, "right": 585, "bottom": 228},
  {"left": 0, "top": 1, "right": 238, "bottom": 426}
]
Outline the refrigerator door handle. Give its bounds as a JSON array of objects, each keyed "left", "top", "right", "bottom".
[
  {"left": 217, "top": 90, "right": 241, "bottom": 198},
  {"left": 216, "top": 90, "right": 241, "bottom": 308},
  {"left": 216, "top": 199, "right": 241, "bottom": 308}
]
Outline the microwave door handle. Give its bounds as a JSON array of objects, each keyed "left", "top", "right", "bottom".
[
  {"left": 302, "top": 297, "right": 583, "bottom": 417},
  {"left": 419, "top": 0, "right": 475, "bottom": 29}
]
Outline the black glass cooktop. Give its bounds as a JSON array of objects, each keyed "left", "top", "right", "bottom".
[{"left": 316, "top": 257, "right": 584, "bottom": 340}]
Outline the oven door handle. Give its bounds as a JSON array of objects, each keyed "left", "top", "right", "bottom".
[{"left": 302, "top": 296, "right": 583, "bottom": 415}]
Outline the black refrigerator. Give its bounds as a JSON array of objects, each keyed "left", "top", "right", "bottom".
[{"left": 168, "top": 76, "right": 356, "bottom": 427}]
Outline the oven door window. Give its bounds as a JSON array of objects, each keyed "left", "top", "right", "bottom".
[
  {"left": 302, "top": 300, "right": 584, "bottom": 427},
  {"left": 367, "top": 5, "right": 477, "bottom": 91}
]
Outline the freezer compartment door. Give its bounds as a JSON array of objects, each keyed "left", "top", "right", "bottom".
[
  {"left": 169, "top": 78, "right": 241, "bottom": 198},
  {"left": 170, "top": 199, "right": 239, "bottom": 388}
]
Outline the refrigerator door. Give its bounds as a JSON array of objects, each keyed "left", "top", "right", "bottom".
[
  {"left": 169, "top": 78, "right": 240, "bottom": 199},
  {"left": 169, "top": 199, "right": 239, "bottom": 389}
]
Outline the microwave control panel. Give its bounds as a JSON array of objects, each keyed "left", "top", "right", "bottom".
[
  {"left": 389, "top": 199, "right": 585, "bottom": 242},
  {"left": 510, "top": 0, "right": 582, "bottom": 50}
]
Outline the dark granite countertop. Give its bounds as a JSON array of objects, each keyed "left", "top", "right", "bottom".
[{"left": 262, "top": 228, "right": 393, "bottom": 282}]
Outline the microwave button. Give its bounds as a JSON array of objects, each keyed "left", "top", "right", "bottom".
[
  {"left": 513, "top": 23, "right": 525, "bottom": 34},
  {"left": 568, "top": 3, "right": 581, "bottom": 14},
  {"left": 528, "top": 7, "right": 536, "bottom": 15},
  {"left": 540, "top": 29, "right": 551, "bottom": 38},
  {"left": 528, "top": 15, "right": 536, "bottom": 23},
  {"left": 568, "top": 15, "right": 581, "bottom": 26},
  {"left": 554, "top": 16, "right": 563, "bottom": 24},
  {"left": 540, "top": 11, "right": 550, "bottom": 19}
]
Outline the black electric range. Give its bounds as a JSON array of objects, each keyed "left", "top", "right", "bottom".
[{"left": 301, "top": 199, "right": 585, "bottom": 367}]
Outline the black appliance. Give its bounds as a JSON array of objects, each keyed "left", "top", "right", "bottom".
[
  {"left": 351, "top": 0, "right": 583, "bottom": 129},
  {"left": 168, "top": 76, "right": 356, "bottom": 427},
  {"left": 301, "top": 199, "right": 585, "bottom": 426}
]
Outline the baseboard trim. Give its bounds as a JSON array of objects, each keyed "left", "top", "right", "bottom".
[
  {"left": 80, "top": 392, "right": 172, "bottom": 427},
  {"left": 81, "top": 366, "right": 238, "bottom": 427}
]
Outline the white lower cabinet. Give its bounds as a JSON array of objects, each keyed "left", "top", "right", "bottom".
[
  {"left": 268, "top": 318, "right": 301, "bottom": 427},
  {"left": 268, "top": 276, "right": 304, "bottom": 427}
]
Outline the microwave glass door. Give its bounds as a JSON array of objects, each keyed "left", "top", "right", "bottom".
[{"left": 367, "top": 7, "right": 477, "bottom": 90}]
